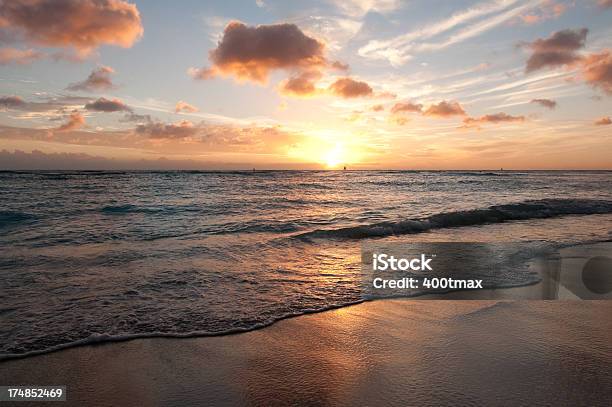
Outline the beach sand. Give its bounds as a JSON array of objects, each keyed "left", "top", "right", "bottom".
[{"left": 1, "top": 244, "right": 611, "bottom": 406}]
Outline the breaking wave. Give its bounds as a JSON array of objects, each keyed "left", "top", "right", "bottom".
[{"left": 297, "top": 199, "right": 612, "bottom": 240}]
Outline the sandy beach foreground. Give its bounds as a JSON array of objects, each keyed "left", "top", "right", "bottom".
[{"left": 1, "top": 298, "right": 610, "bottom": 407}]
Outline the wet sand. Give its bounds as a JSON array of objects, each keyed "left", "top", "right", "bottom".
[{"left": 1, "top": 299, "right": 611, "bottom": 406}]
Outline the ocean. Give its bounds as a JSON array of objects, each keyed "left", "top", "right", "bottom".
[{"left": 1, "top": 170, "right": 612, "bottom": 359}]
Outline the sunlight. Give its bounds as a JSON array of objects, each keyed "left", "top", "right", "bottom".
[{"left": 324, "top": 143, "right": 345, "bottom": 168}]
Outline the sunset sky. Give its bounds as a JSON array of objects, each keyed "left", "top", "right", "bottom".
[{"left": 0, "top": 0, "right": 611, "bottom": 169}]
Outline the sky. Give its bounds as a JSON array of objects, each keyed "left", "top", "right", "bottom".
[{"left": 0, "top": 0, "right": 611, "bottom": 170}]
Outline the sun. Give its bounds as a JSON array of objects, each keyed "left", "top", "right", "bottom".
[{"left": 324, "top": 144, "right": 345, "bottom": 168}]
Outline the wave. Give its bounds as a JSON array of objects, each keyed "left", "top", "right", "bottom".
[
  {"left": 99, "top": 204, "right": 201, "bottom": 215},
  {"left": 0, "top": 300, "right": 370, "bottom": 361},
  {"left": 0, "top": 210, "right": 36, "bottom": 228},
  {"left": 297, "top": 199, "right": 612, "bottom": 240}
]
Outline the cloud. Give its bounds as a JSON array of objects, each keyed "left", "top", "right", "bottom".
[
  {"left": 530, "top": 98, "right": 557, "bottom": 109},
  {"left": 279, "top": 71, "right": 323, "bottom": 97},
  {"left": 0, "top": 149, "right": 321, "bottom": 170},
  {"left": 57, "top": 111, "right": 85, "bottom": 131},
  {"left": 423, "top": 101, "right": 466, "bottom": 117},
  {"left": 136, "top": 120, "right": 199, "bottom": 139},
  {"left": 192, "top": 21, "right": 329, "bottom": 83},
  {"left": 0, "top": 95, "right": 91, "bottom": 120},
  {"left": 84, "top": 97, "right": 131, "bottom": 112},
  {"left": 580, "top": 50, "right": 612, "bottom": 95},
  {"left": 598, "top": 0, "right": 612, "bottom": 8},
  {"left": 66, "top": 66, "right": 115, "bottom": 92},
  {"left": 0, "top": 47, "right": 43, "bottom": 65},
  {"left": 390, "top": 101, "right": 423, "bottom": 114},
  {"left": 524, "top": 28, "right": 588, "bottom": 72},
  {"left": 175, "top": 101, "right": 199, "bottom": 113},
  {"left": 595, "top": 116, "right": 611, "bottom": 125},
  {"left": 371, "top": 104, "right": 384, "bottom": 112},
  {"left": 463, "top": 112, "right": 525, "bottom": 127},
  {"left": 0, "top": 95, "right": 26, "bottom": 109},
  {"left": 0, "top": 0, "right": 143, "bottom": 56},
  {"left": 390, "top": 115, "right": 409, "bottom": 126},
  {"left": 329, "top": 0, "right": 401, "bottom": 17},
  {"left": 359, "top": 0, "right": 534, "bottom": 66},
  {"left": 517, "top": 1, "right": 569, "bottom": 25},
  {"left": 120, "top": 112, "right": 152, "bottom": 123},
  {"left": 0, "top": 122, "right": 302, "bottom": 157},
  {"left": 328, "top": 77, "right": 373, "bottom": 98}
]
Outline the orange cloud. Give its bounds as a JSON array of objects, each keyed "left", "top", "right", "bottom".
[
  {"left": 279, "top": 71, "right": 322, "bottom": 97},
  {"left": 595, "top": 116, "right": 611, "bottom": 125},
  {"left": 463, "top": 113, "right": 525, "bottom": 128},
  {"left": 192, "top": 21, "right": 328, "bottom": 83},
  {"left": 580, "top": 50, "right": 612, "bottom": 95},
  {"left": 136, "top": 120, "right": 198, "bottom": 139},
  {"left": 390, "top": 116, "right": 409, "bottom": 126},
  {"left": 423, "top": 101, "right": 466, "bottom": 117},
  {"left": 390, "top": 101, "right": 422, "bottom": 114},
  {"left": 328, "top": 77, "right": 373, "bottom": 98},
  {"left": 518, "top": 1, "right": 569, "bottom": 25},
  {"left": 598, "top": 0, "right": 612, "bottom": 8},
  {"left": 85, "top": 97, "right": 130, "bottom": 112},
  {"left": 524, "top": 28, "right": 588, "bottom": 72},
  {"left": 0, "top": 0, "right": 143, "bottom": 56},
  {"left": 0, "top": 47, "right": 43, "bottom": 65},
  {"left": 530, "top": 98, "right": 557, "bottom": 109},
  {"left": 0, "top": 0, "right": 142, "bottom": 55},
  {"left": 66, "top": 66, "right": 115, "bottom": 92},
  {"left": 371, "top": 104, "right": 384, "bottom": 112},
  {"left": 57, "top": 111, "right": 85, "bottom": 131},
  {"left": 175, "top": 101, "right": 199, "bottom": 113}
]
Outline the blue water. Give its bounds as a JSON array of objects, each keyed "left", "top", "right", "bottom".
[{"left": 1, "top": 170, "right": 612, "bottom": 358}]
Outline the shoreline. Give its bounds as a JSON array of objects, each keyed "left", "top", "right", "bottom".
[
  {"left": 1, "top": 300, "right": 610, "bottom": 406},
  {"left": 1, "top": 242, "right": 611, "bottom": 406},
  {"left": 1, "top": 241, "right": 609, "bottom": 362}
]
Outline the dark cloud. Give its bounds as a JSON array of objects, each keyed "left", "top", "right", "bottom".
[
  {"left": 66, "top": 66, "right": 115, "bottom": 92},
  {"left": 463, "top": 113, "right": 525, "bottom": 127},
  {"left": 0, "top": 47, "right": 43, "bottom": 65},
  {"left": 192, "top": 21, "right": 329, "bottom": 83},
  {"left": 595, "top": 116, "right": 611, "bottom": 125},
  {"left": 120, "top": 112, "right": 152, "bottom": 123},
  {"left": 57, "top": 111, "right": 85, "bottom": 131},
  {"left": 423, "top": 101, "right": 466, "bottom": 117},
  {"left": 530, "top": 98, "right": 557, "bottom": 109},
  {"left": 524, "top": 28, "right": 587, "bottom": 72},
  {"left": 84, "top": 97, "right": 131, "bottom": 112},
  {"left": 0, "top": 0, "right": 143, "bottom": 56},
  {"left": 328, "top": 77, "right": 373, "bottom": 98},
  {"left": 580, "top": 50, "right": 612, "bottom": 95},
  {"left": 390, "top": 102, "right": 422, "bottom": 114},
  {"left": 175, "top": 101, "right": 198, "bottom": 113},
  {"left": 0, "top": 95, "right": 26, "bottom": 109}
]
